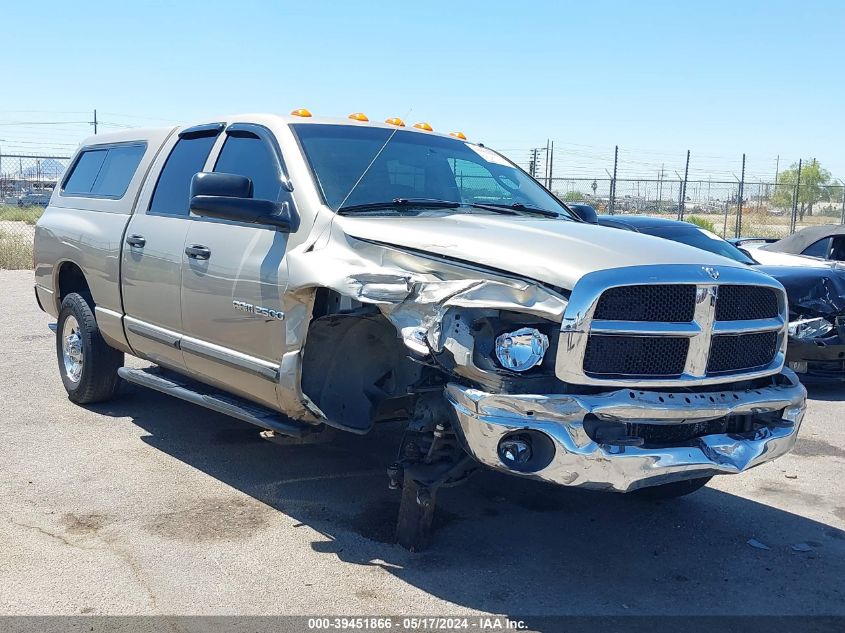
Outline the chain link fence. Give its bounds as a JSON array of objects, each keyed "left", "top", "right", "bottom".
[
  {"left": 547, "top": 177, "right": 845, "bottom": 239},
  {"left": 0, "top": 154, "right": 70, "bottom": 269},
  {"left": 1, "top": 152, "right": 844, "bottom": 270}
]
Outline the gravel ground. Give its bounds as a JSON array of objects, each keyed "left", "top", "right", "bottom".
[{"left": 1, "top": 269, "right": 844, "bottom": 616}]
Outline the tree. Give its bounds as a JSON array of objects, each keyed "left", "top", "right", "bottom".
[
  {"left": 562, "top": 190, "right": 585, "bottom": 202},
  {"left": 769, "top": 160, "right": 832, "bottom": 220}
]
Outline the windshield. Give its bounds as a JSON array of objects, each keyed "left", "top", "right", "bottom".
[
  {"left": 292, "top": 124, "right": 572, "bottom": 218},
  {"left": 647, "top": 225, "right": 756, "bottom": 264}
]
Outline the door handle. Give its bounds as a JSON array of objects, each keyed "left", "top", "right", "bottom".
[
  {"left": 185, "top": 244, "right": 211, "bottom": 260},
  {"left": 126, "top": 234, "right": 146, "bottom": 248}
]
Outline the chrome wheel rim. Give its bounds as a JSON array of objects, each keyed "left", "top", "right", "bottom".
[{"left": 62, "top": 316, "right": 83, "bottom": 383}]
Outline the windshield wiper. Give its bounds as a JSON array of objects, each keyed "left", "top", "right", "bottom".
[
  {"left": 468, "top": 202, "right": 562, "bottom": 218},
  {"left": 337, "top": 198, "right": 461, "bottom": 215}
]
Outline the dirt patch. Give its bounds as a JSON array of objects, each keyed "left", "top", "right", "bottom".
[
  {"left": 144, "top": 497, "right": 273, "bottom": 541},
  {"left": 62, "top": 513, "right": 110, "bottom": 536},
  {"left": 791, "top": 437, "right": 845, "bottom": 460}
]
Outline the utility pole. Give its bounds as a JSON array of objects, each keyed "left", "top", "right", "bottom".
[
  {"left": 680, "top": 149, "right": 690, "bottom": 221},
  {"left": 93, "top": 109, "right": 98, "bottom": 135},
  {"left": 528, "top": 148, "right": 540, "bottom": 178},
  {"left": 547, "top": 141, "right": 554, "bottom": 193},
  {"left": 735, "top": 153, "right": 746, "bottom": 237}
]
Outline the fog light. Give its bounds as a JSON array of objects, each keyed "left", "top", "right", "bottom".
[{"left": 498, "top": 436, "right": 532, "bottom": 466}]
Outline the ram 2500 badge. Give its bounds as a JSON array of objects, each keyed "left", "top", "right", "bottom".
[{"left": 33, "top": 111, "right": 807, "bottom": 549}]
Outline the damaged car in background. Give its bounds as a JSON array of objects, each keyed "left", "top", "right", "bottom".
[
  {"left": 595, "top": 214, "right": 845, "bottom": 382},
  {"left": 34, "top": 112, "right": 807, "bottom": 550}
]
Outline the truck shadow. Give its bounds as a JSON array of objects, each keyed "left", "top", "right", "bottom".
[
  {"left": 92, "top": 384, "right": 845, "bottom": 616},
  {"left": 804, "top": 383, "right": 845, "bottom": 402}
]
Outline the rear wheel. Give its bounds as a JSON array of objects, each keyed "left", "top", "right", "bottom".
[
  {"left": 56, "top": 293, "right": 123, "bottom": 404},
  {"left": 635, "top": 476, "right": 713, "bottom": 499}
]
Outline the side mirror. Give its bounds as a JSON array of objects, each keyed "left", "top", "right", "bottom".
[
  {"left": 189, "top": 172, "right": 298, "bottom": 233},
  {"left": 569, "top": 203, "right": 598, "bottom": 224}
]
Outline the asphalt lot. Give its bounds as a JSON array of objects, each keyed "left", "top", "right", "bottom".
[{"left": 1, "top": 268, "right": 844, "bottom": 616}]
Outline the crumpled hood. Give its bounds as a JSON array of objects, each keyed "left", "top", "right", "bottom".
[
  {"left": 339, "top": 214, "right": 745, "bottom": 289},
  {"left": 757, "top": 265, "right": 845, "bottom": 318}
]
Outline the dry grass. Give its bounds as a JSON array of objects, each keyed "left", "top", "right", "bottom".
[
  {"left": 0, "top": 205, "right": 44, "bottom": 225},
  {"left": 0, "top": 232, "right": 32, "bottom": 269}
]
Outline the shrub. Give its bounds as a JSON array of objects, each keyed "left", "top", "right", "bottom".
[{"left": 685, "top": 215, "right": 717, "bottom": 233}]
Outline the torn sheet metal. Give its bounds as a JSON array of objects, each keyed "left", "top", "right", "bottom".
[
  {"left": 287, "top": 231, "right": 568, "bottom": 353},
  {"left": 277, "top": 230, "right": 568, "bottom": 421},
  {"left": 758, "top": 265, "right": 845, "bottom": 318}
]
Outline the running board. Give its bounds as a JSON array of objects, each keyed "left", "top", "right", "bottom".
[{"left": 117, "top": 366, "right": 312, "bottom": 438}]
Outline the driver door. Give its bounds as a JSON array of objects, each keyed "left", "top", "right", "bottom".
[{"left": 180, "top": 124, "right": 296, "bottom": 410}]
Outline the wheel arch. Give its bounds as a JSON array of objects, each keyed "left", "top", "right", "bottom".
[
  {"left": 299, "top": 288, "right": 430, "bottom": 434},
  {"left": 54, "top": 260, "right": 92, "bottom": 311}
]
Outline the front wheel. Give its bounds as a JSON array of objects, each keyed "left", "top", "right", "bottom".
[
  {"left": 56, "top": 293, "right": 123, "bottom": 404},
  {"left": 634, "top": 476, "right": 713, "bottom": 500}
]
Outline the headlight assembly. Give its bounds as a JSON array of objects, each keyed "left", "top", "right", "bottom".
[
  {"left": 787, "top": 317, "right": 833, "bottom": 340},
  {"left": 495, "top": 327, "right": 549, "bottom": 372}
]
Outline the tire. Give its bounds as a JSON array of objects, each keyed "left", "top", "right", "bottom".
[
  {"left": 56, "top": 292, "right": 123, "bottom": 404},
  {"left": 635, "top": 476, "right": 713, "bottom": 500}
]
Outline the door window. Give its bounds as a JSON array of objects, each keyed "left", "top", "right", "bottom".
[
  {"left": 149, "top": 134, "right": 218, "bottom": 216},
  {"left": 802, "top": 237, "right": 832, "bottom": 259},
  {"left": 829, "top": 236, "right": 845, "bottom": 261},
  {"left": 213, "top": 133, "right": 282, "bottom": 201},
  {"left": 63, "top": 149, "right": 107, "bottom": 194}
]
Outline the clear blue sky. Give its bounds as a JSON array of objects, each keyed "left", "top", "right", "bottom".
[{"left": 3, "top": 0, "right": 843, "bottom": 183}]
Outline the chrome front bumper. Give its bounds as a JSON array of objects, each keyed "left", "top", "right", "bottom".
[{"left": 445, "top": 370, "right": 807, "bottom": 492}]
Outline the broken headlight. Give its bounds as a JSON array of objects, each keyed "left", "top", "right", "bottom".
[
  {"left": 788, "top": 317, "right": 833, "bottom": 340},
  {"left": 495, "top": 327, "right": 550, "bottom": 372}
]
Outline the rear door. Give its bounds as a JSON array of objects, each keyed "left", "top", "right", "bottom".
[
  {"left": 179, "top": 124, "right": 295, "bottom": 409},
  {"left": 121, "top": 124, "right": 222, "bottom": 370}
]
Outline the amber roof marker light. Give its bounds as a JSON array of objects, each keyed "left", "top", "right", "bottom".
[
  {"left": 449, "top": 131, "right": 467, "bottom": 140},
  {"left": 291, "top": 108, "right": 312, "bottom": 117},
  {"left": 413, "top": 122, "right": 433, "bottom": 131},
  {"left": 348, "top": 112, "right": 369, "bottom": 121},
  {"left": 385, "top": 117, "right": 406, "bottom": 127}
]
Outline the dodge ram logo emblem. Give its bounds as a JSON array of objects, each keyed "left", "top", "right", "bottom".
[{"left": 703, "top": 266, "right": 720, "bottom": 280}]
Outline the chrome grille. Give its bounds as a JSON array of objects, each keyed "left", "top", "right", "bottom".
[
  {"left": 584, "top": 335, "right": 688, "bottom": 377},
  {"left": 707, "top": 331, "right": 779, "bottom": 374},
  {"left": 593, "top": 285, "right": 696, "bottom": 322},
  {"left": 715, "top": 285, "right": 779, "bottom": 321},
  {"left": 556, "top": 265, "right": 788, "bottom": 387}
]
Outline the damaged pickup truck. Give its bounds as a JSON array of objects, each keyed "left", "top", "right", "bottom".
[{"left": 34, "top": 113, "right": 807, "bottom": 549}]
